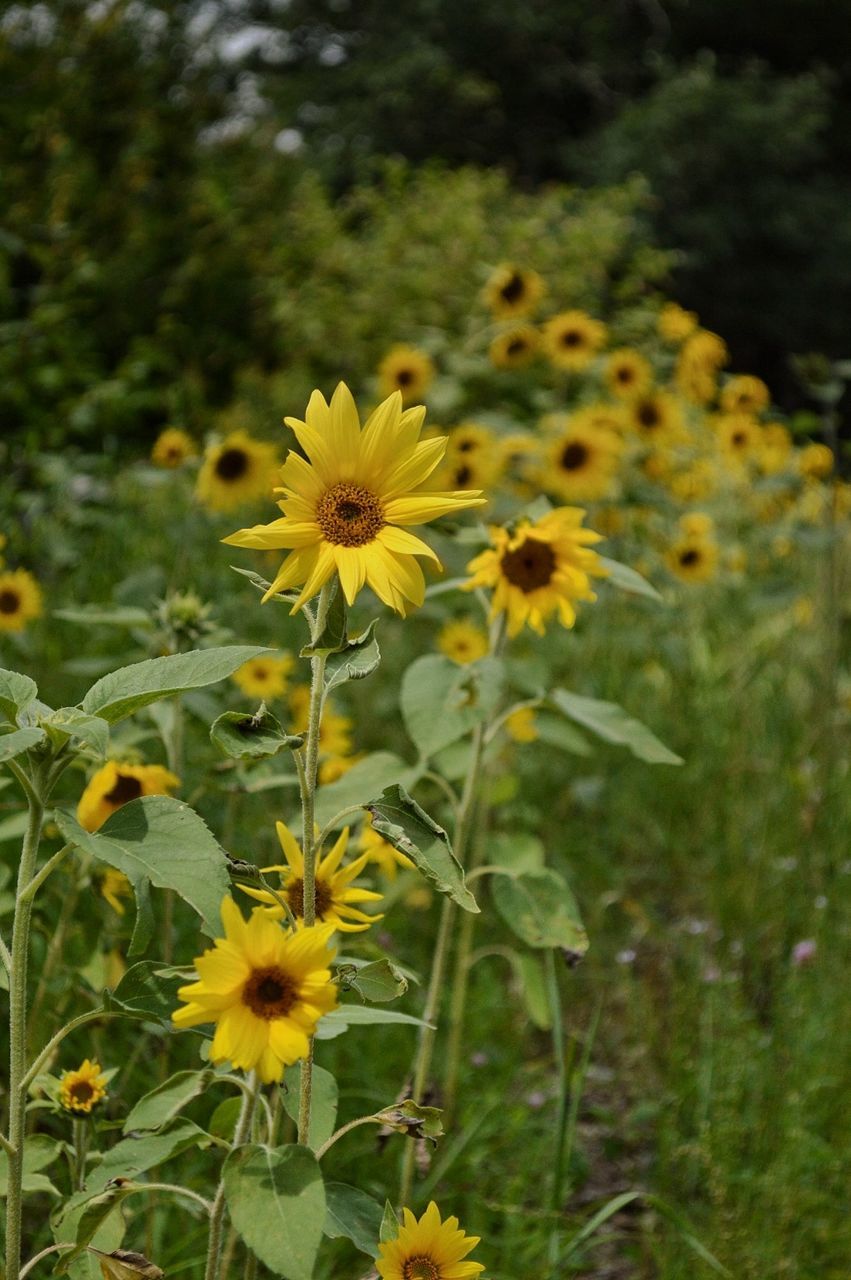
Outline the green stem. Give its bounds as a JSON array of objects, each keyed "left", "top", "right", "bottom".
[
  {"left": 18, "top": 844, "right": 72, "bottom": 905},
  {"left": 204, "top": 1075, "right": 257, "bottom": 1280},
  {"left": 22, "top": 1009, "right": 120, "bottom": 1092},
  {"left": 71, "top": 1119, "right": 88, "bottom": 1193},
  {"left": 442, "top": 813, "right": 489, "bottom": 1119},
  {"left": 315, "top": 1114, "right": 380, "bottom": 1160},
  {"left": 546, "top": 950, "right": 568, "bottom": 1270}
]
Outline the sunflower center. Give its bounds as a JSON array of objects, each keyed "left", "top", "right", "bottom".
[
  {"left": 637, "top": 401, "right": 660, "bottom": 428},
  {"left": 506, "top": 337, "right": 527, "bottom": 357},
  {"left": 500, "top": 273, "right": 524, "bottom": 304},
  {"left": 560, "top": 442, "right": 589, "bottom": 471},
  {"left": 215, "top": 448, "right": 249, "bottom": 480},
  {"left": 286, "top": 877, "right": 334, "bottom": 921},
  {"left": 316, "top": 483, "right": 384, "bottom": 547},
  {"left": 500, "top": 537, "right": 557, "bottom": 592},
  {"left": 616, "top": 366, "right": 634, "bottom": 383},
  {"left": 731, "top": 432, "right": 746, "bottom": 447},
  {"left": 242, "top": 965, "right": 297, "bottom": 1019},
  {"left": 395, "top": 368, "right": 414, "bottom": 387},
  {"left": 454, "top": 464, "right": 473, "bottom": 486},
  {"left": 679, "top": 548, "right": 700, "bottom": 567},
  {"left": 104, "top": 774, "right": 144, "bottom": 805},
  {"left": 560, "top": 329, "right": 582, "bottom": 348},
  {"left": 0, "top": 590, "right": 21, "bottom": 614},
  {"left": 403, "top": 1257, "right": 440, "bottom": 1280},
  {"left": 69, "top": 1079, "right": 95, "bottom": 1104}
]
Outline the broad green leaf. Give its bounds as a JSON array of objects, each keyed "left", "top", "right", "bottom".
[
  {"left": 492, "top": 868, "right": 588, "bottom": 959},
  {"left": 337, "top": 958, "right": 408, "bottom": 1003},
  {"left": 324, "top": 1183, "right": 382, "bottom": 1258},
  {"left": 55, "top": 797, "right": 231, "bottom": 941},
  {"left": 0, "top": 667, "right": 38, "bottom": 725},
  {"left": 84, "top": 1120, "right": 215, "bottom": 1194},
  {"left": 365, "top": 785, "right": 478, "bottom": 913},
  {"left": 380, "top": 1199, "right": 400, "bottom": 1244},
  {"left": 53, "top": 606, "right": 153, "bottom": 629},
  {"left": 208, "top": 1096, "right": 242, "bottom": 1141},
  {"left": 42, "top": 709, "right": 110, "bottom": 758},
  {"left": 123, "top": 1070, "right": 214, "bottom": 1134},
  {"left": 317, "top": 1005, "right": 432, "bottom": 1037},
  {"left": 223, "top": 1144, "right": 325, "bottom": 1280},
  {"left": 0, "top": 726, "right": 46, "bottom": 763},
  {"left": 323, "top": 620, "right": 380, "bottom": 694},
  {"left": 374, "top": 1100, "right": 443, "bottom": 1146},
  {"left": 54, "top": 1183, "right": 136, "bottom": 1273},
  {"left": 313, "top": 752, "right": 414, "bottom": 829},
  {"left": 534, "top": 712, "right": 593, "bottom": 756},
  {"left": 598, "top": 557, "right": 663, "bottom": 602},
  {"left": 210, "top": 709, "right": 301, "bottom": 760},
  {"left": 401, "top": 654, "right": 504, "bottom": 758},
  {"left": 514, "top": 951, "right": 552, "bottom": 1031},
  {"left": 81, "top": 646, "right": 274, "bottom": 724},
  {"left": 282, "top": 1063, "right": 338, "bottom": 1152},
  {"left": 0, "top": 1135, "right": 62, "bottom": 1196},
  {"left": 550, "top": 689, "right": 683, "bottom": 765},
  {"left": 488, "top": 832, "right": 545, "bottom": 874},
  {"left": 301, "top": 580, "right": 347, "bottom": 656}
]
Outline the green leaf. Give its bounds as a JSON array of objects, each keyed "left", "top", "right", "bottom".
[
  {"left": 123, "top": 1070, "right": 214, "bottom": 1134},
  {"left": 489, "top": 832, "right": 545, "bottom": 874},
  {"left": 492, "top": 868, "right": 589, "bottom": 959},
  {"left": 42, "top": 709, "right": 110, "bottom": 758},
  {"left": 0, "top": 726, "right": 46, "bottom": 763},
  {"left": 317, "top": 1005, "right": 432, "bottom": 1037},
  {"left": 53, "top": 1183, "right": 137, "bottom": 1273},
  {"left": 514, "top": 951, "right": 552, "bottom": 1031},
  {"left": 0, "top": 1135, "right": 62, "bottom": 1196},
  {"left": 313, "top": 752, "right": 414, "bottom": 829},
  {"left": 282, "top": 1064, "right": 338, "bottom": 1152},
  {"left": 323, "top": 620, "right": 380, "bottom": 694},
  {"left": 337, "top": 958, "right": 408, "bottom": 1003},
  {"left": 324, "top": 1183, "right": 383, "bottom": 1258},
  {"left": 380, "top": 1199, "right": 400, "bottom": 1244},
  {"left": 533, "top": 712, "right": 593, "bottom": 756},
  {"left": 84, "top": 1120, "right": 215, "bottom": 1194},
  {"left": 223, "top": 1144, "right": 325, "bottom": 1280},
  {"left": 208, "top": 1096, "right": 242, "bottom": 1141},
  {"left": 81, "top": 646, "right": 275, "bottom": 724},
  {"left": 210, "top": 709, "right": 301, "bottom": 760},
  {"left": 55, "top": 797, "right": 231, "bottom": 942},
  {"left": 365, "top": 785, "right": 478, "bottom": 914},
  {"left": 598, "top": 557, "right": 663, "bottom": 602},
  {"left": 550, "top": 689, "right": 683, "bottom": 765},
  {"left": 374, "top": 1100, "right": 443, "bottom": 1146},
  {"left": 401, "top": 655, "right": 504, "bottom": 758},
  {"left": 230, "top": 567, "right": 299, "bottom": 604},
  {"left": 53, "top": 607, "right": 154, "bottom": 629},
  {"left": 103, "top": 961, "right": 178, "bottom": 1024},
  {"left": 0, "top": 667, "right": 38, "bottom": 726},
  {"left": 301, "top": 580, "right": 347, "bottom": 655}
]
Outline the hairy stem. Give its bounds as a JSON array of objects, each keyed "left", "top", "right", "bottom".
[{"left": 204, "top": 1075, "right": 257, "bottom": 1280}]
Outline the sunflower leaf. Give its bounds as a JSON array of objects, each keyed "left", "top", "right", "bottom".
[
  {"left": 210, "top": 709, "right": 301, "bottom": 760},
  {"left": 0, "top": 726, "right": 46, "bottom": 764},
  {"left": 324, "top": 1183, "right": 383, "bottom": 1258},
  {"left": 373, "top": 1100, "right": 444, "bottom": 1146},
  {"left": 492, "top": 867, "right": 589, "bottom": 960},
  {"left": 598, "top": 557, "right": 663, "bottom": 603},
  {"left": 549, "top": 689, "right": 683, "bottom": 765},
  {"left": 41, "top": 708, "right": 110, "bottom": 758},
  {"left": 230, "top": 566, "right": 300, "bottom": 604},
  {"left": 103, "top": 961, "right": 180, "bottom": 1024},
  {"left": 282, "top": 1064, "right": 338, "bottom": 1152},
  {"left": 123, "top": 1070, "right": 215, "bottom": 1134},
  {"left": 336, "top": 958, "right": 408, "bottom": 1003},
  {"left": 0, "top": 667, "right": 38, "bottom": 726},
  {"left": 301, "top": 580, "right": 348, "bottom": 656},
  {"left": 223, "top": 1144, "right": 325, "bottom": 1280},
  {"left": 401, "top": 654, "right": 504, "bottom": 758},
  {"left": 323, "top": 620, "right": 380, "bottom": 693},
  {"left": 365, "top": 784, "right": 479, "bottom": 914}
]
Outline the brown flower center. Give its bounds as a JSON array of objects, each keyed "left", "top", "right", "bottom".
[
  {"left": 616, "top": 365, "right": 634, "bottom": 383},
  {"left": 104, "top": 774, "right": 144, "bottom": 805},
  {"left": 679, "top": 548, "right": 701, "bottom": 567},
  {"left": 453, "top": 464, "right": 473, "bottom": 486},
  {"left": 286, "top": 877, "right": 334, "bottom": 921},
  {"left": 0, "top": 590, "right": 21, "bottom": 614},
  {"left": 731, "top": 431, "right": 746, "bottom": 448},
  {"left": 637, "top": 401, "right": 660, "bottom": 429},
  {"left": 395, "top": 367, "right": 414, "bottom": 387},
  {"left": 499, "top": 272, "right": 524, "bottom": 304},
  {"left": 560, "top": 329, "right": 582, "bottom": 348},
  {"left": 242, "top": 965, "right": 297, "bottom": 1019},
  {"left": 560, "top": 442, "right": 589, "bottom": 471},
  {"left": 215, "top": 448, "right": 249, "bottom": 481},
  {"left": 506, "top": 337, "right": 528, "bottom": 357},
  {"left": 403, "top": 1258, "right": 440, "bottom": 1280},
  {"left": 500, "top": 536, "right": 557, "bottom": 593},
  {"left": 69, "top": 1079, "right": 95, "bottom": 1104},
  {"left": 316, "top": 483, "right": 384, "bottom": 547}
]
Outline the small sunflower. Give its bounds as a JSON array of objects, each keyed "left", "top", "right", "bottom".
[
  {"left": 483, "top": 264, "right": 545, "bottom": 319},
  {"left": 99, "top": 868, "right": 132, "bottom": 916},
  {"left": 377, "top": 1201, "right": 484, "bottom": 1280},
  {"left": 675, "top": 330, "right": 728, "bottom": 404},
  {"left": 540, "top": 415, "right": 621, "bottom": 502},
  {"left": 542, "top": 310, "right": 607, "bottom": 371},
  {"left": 359, "top": 813, "right": 415, "bottom": 880},
  {"left": 666, "top": 536, "right": 719, "bottom": 584},
  {"left": 240, "top": 821, "right": 383, "bottom": 933},
  {"left": 224, "top": 384, "right": 484, "bottom": 615},
  {"left": 489, "top": 325, "right": 539, "bottom": 369},
  {"left": 758, "top": 423, "right": 793, "bottom": 475},
  {"left": 465, "top": 508, "right": 608, "bottom": 637},
  {"left": 232, "top": 654, "right": 295, "bottom": 700},
  {"left": 59, "top": 1059, "right": 108, "bottom": 1114},
  {"left": 658, "top": 302, "right": 698, "bottom": 343},
  {"left": 715, "top": 413, "right": 761, "bottom": 467},
  {"left": 605, "top": 348, "right": 652, "bottom": 399},
  {"left": 798, "top": 442, "right": 834, "bottom": 479},
  {"left": 667, "top": 460, "right": 717, "bottom": 503},
  {"left": 378, "top": 346, "right": 436, "bottom": 405},
  {"left": 445, "top": 423, "right": 494, "bottom": 459},
  {"left": 505, "top": 707, "right": 538, "bottom": 743},
  {"left": 628, "top": 391, "right": 683, "bottom": 444},
  {"left": 437, "top": 618, "right": 489, "bottom": 665},
  {"left": 77, "top": 762, "right": 180, "bottom": 833},
  {"left": 196, "top": 431, "right": 279, "bottom": 513},
  {"left": 0, "top": 569, "right": 43, "bottom": 633},
  {"left": 720, "top": 375, "right": 770, "bottom": 416},
  {"left": 433, "top": 448, "right": 502, "bottom": 498},
  {"left": 151, "top": 427, "right": 196, "bottom": 468},
  {"left": 173, "top": 897, "right": 337, "bottom": 1083}
]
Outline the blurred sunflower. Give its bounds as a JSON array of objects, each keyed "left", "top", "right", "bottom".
[
  {"left": 720, "top": 375, "right": 770, "bottom": 415},
  {"left": 232, "top": 654, "right": 295, "bottom": 700},
  {"left": 446, "top": 422, "right": 494, "bottom": 458},
  {"left": 484, "top": 264, "right": 545, "bottom": 318},
  {"left": 151, "top": 427, "right": 196, "bottom": 468},
  {"left": 99, "top": 868, "right": 132, "bottom": 916},
  {"left": 542, "top": 310, "right": 607, "bottom": 371},
  {"left": 628, "top": 392, "right": 683, "bottom": 443},
  {"left": 676, "top": 330, "right": 728, "bottom": 404},
  {"left": 678, "top": 512, "right": 715, "bottom": 538},
  {"left": 605, "top": 348, "right": 652, "bottom": 399},
  {"left": 666, "top": 536, "right": 719, "bottom": 584},
  {"left": 540, "top": 415, "right": 621, "bottom": 502},
  {"left": 658, "top": 302, "right": 698, "bottom": 343},
  {"left": 489, "top": 325, "right": 539, "bottom": 369},
  {"left": 59, "top": 1059, "right": 108, "bottom": 1114},
  {"left": 437, "top": 618, "right": 489, "bottom": 665},
  {"left": 377, "top": 345, "right": 435, "bottom": 404},
  {"left": 759, "top": 423, "right": 793, "bottom": 475},
  {"left": 505, "top": 706, "right": 538, "bottom": 742},
  {"left": 376, "top": 1201, "right": 484, "bottom": 1280},
  {"left": 716, "top": 414, "right": 761, "bottom": 467},
  {"left": 359, "top": 813, "right": 415, "bottom": 879},
  {"left": 224, "top": 384, "right": 484, "bottom": 615},
  {"left": 798, "top": 442, "right": 834, "bottom": 479},
  {"left": 77, "top": 762, "right": 180, "bottom": 833},
  {"left": 0, "top": 569, "right": 42, "bottom": 633},
  {"left": 196, "top": 431, "right": 279, "bottom": 513}
]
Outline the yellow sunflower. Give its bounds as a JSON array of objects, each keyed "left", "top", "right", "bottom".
[
  {"left": 667, "top": 460, "right": 717, "bottom": 503},
  {"left": 377, "top": 346, "right": 436, "bottom": 405},
  {"left": 627, "top": 391, "right": 683, "bottom": 444},
  {"left": 489, "top": 325, "right": 539, "bottom": 369},
  {"left": 377, "top": 1201, "right": 484, "bottom": 1280},
  {"left": 505, "top": 706, "right": 538, "bottom": 743},
  {"left": 758, "top": 422, "right": 793, "bottom": 475},
  {"left": 59, "top": 1059, "right": 108, "bottom": 1114},
  {"left": 196, "top": 431, "right": 279, "bottom": 513},
  {"left": 77, "top": 762, "right": 180, "bottom": 833},
  {"left": 658, "top": 302, "right": 698, "bottom": 343},
  {"left": 605, "top": 348, "right": 653, "bottom": 399},
  {"left": 232, "top": 654, "right": 295, "bottom": 700},
  {"left": 715, "top": 413, "right": 761, "bottom": 467},
  {"left": 542, "top": 310, "right": 607, "bottom": 371},
  {"left": 359, "top": 813, "right": 414, "bottom": 880},
  {"left": 437, "top": 618, "right": 489, "bottom": 665},
  {"left": 241, "top": 821, "right": 382, "bottom": 933},
  {"left": 720, "top": 374, "right": 770, "bottom": 415},
  {"left": 446, "top": 422, "right": 494, "bottom": 459},
  {"left": 223, "top": 384, "right": 485, "bottom": 615},
  {"left": 678, "top": 512, "right": 714, "bottom": 538},
  {"left": 99, "top": 868, "right": 132, "bottom": 916},
  {"left": 675, "top": 330, "right": 728, "bottom": 404},
  {"left": 0, "top": 569, "right": 43, "bottom": 633},
  {"left": 798, "top": 442, "right": 834, "bottom": 479},
  {"left": 465, "top": 508, "right": 608, "bottom": 637},
  {"left": 173, "top": 897, "right": 337, "bottom": 1083},
  {"left": 665, "top": 536, "right": 719, "bottom": 584},
  {"left": 540, "top": 414, "right": 621, "bottom": 502},
  {"left": 151, "top": 427, "right": 196, "bottom": 468},
  {"left": 483, "top": 264, "right": 545, "bottom": 319}
]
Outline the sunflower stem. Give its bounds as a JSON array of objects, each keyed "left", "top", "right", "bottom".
[{"left": 204, "top": 1073, "right": 258, "bottom": 1280}]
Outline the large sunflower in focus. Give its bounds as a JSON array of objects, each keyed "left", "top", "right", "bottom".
[
  {"left": 224, "top": 384, "right": 485, "bottom": 614},
  {"left": 377, "top": 1201, "right": 484, "bottom": 1280}
]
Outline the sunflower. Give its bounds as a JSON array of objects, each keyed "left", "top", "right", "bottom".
[
  {"left": 605, "top": 348, "right": 652, "bottom": 399},
  {"left": 377, "top": 346, "right": 436, "bottom": 405},
  {"left": 720, "top": 374, "right": 770, "bottom": 415},
  {"left": 798, "top": 442, "right": 834, "bottom": 479},
  {"left": 539, "top": 415, "right": 621, "bottom": 502},
  {"left": 151, "top": 427, "right": 196, "bottom": 468},
  {"left": 0, "top": 569, "right": 43, "bottom": 633},
  {"left": 678, "top": 512, "right": 715, "bottom": 538},
  {"left": 377, "top": 1201, "right": 484, "bottom": 1280},
  {"left": 77, "top": 762, "right": 180, "bottom": 833},
  {"left": 715, "top": 413, "right": 761, "bottom": 467},
  {"left": 465, "top": 508, "right": 608, "bottom": 637},
  {"left": 483, "top": 264, "right": 545, "bottom": 319},
  {"left": 59, "top": 1059, "right": 108, "bottom": 1114},
  {"left": 665, "top": 536, "right": 719, "bottom": 584},
  {"left": 240, "top": 821, "right": 383, "bottom": 933},
  {"left": 505, "top": 707, "right": 538, "bottom": 743},
  {"left": 542, "top": 311, "right": 607, "bottom": 371},
  {"left": 196, "top": 431, "right": 279, "bottom": 513},
  {"left": 224, "top": 384, "right": 484, "bottom": 615},
  {"left": 99, "top": 868, "right": 132, "bottom": 916},
  {"left": 489, "top": 325, "right": 539, "bottom": 369},
  {"left": 667, "top": 460, "right": 717, "bottom": 503},
  {"left": 658, "top": 302, "right": 698, "bottom": 343},
  {"left": 173, "top": 897, "right": 337, "bottom": 1083},
  {"left": 232, "top": 654, "right": 295, "bottom": 700},
  {"left": 437, "top": 618, "right": 489, "bottom": 665},
  {"left": 627, "top": 391, "right": 683, "bottom": 444},
  {"left": 675, "top": 330, "right": 728, "bottom": 404},
  {"left": 446, "top": 423, "right": 494, "bottom": 459},
  {"left": 758, "top": 422, "right": 793, "bottom": 475},
  {"left": 359, "top": 813, "right": 415, "bottom": 880}
]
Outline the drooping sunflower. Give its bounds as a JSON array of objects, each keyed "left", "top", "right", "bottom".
[
  {"left": 196, "top": 431, "right": 279, "bottom": 513},
  {"left": 605, "top": 348, "right": 652, "bottom": 400},
  {"left": 151, "top": 427, "right": 196, "bottom": 468},
  {"left": 542, "top": 310, "right": 607, "bottom": 371},
  {"left": 665, "top": 536, "right": 719, "bottom": 584},
  {"left": 376, "top": 1201, "right": 485, "bottom": 1280},
  {"left": 232, "top": 654, "right": 295, "bottom": 700},
  {"left": 539, "top": 414, "right": 621, "bottom": 502},
  {"left": 720, "top": 374, "right": 770, "bottom": 416},
  {"left": 173, "top": 896, "right": 337, "bottom": 1083},
  {"left": 377, "top": 346, "right": 436, "bottom": 405},
  {"left": 77, "top": 762, "right": 180, "bottom": 833},
  {"left": 59, "top": 1059, "right": 109, "bottom": 1114},
  {"left": 0, "top": 569, "right": 43, "bottom": 633},
  {"left": 465, "top": 508, "right": 608, "bottom": 637},
  {"left": 359, "top": 813, "right": 415, "bottom": 880},
  {"left": 240, "top": 821, "right": 383, "bottom": 933},
  {"left": 483, "top": 264, "right": 545, "bottom": 319},
  {"left": 437, "top": 618, "right": 489, "bottom": 665},
  {"left": 489, "top": 325, "right": 539, "bottom": 369},
  {"left": 223, "top": 384, "right": 485, "bottom": 615},
  {"left": 627, "top": 391, "right": 683, "bottom": 444},
  {"left": 658, "top": 302, "right": 698, "bottom": 343}
]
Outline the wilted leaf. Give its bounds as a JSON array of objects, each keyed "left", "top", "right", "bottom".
[{"left": 373, "top": 1100, "right": 443, "bottom": 1146}]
